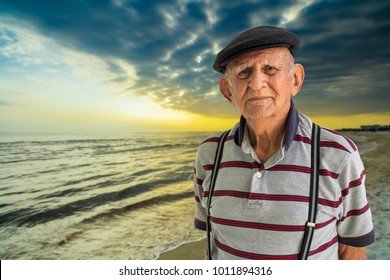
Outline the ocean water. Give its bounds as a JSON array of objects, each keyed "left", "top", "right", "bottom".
[
  {"left": 0, "top": 132, "right": 208, "bottom": 259},
  {"left": 0, "top": 131, "right": 386, "bottom": 259}
]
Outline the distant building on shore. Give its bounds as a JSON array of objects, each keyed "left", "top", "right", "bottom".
[{"left": 337, "top": 125, "right": 390, "bottom": 132}]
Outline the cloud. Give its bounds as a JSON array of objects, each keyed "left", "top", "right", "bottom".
[
  {"left": 0, "top": 16, "right": 140, "bottom": 115},
  {"left": 0, "top": 0, "right": 389, "bottom": 121},
  {"left": 288, "top": 0, "right": 390, "bottom": 116}
]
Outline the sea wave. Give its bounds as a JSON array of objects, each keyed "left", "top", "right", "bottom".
[
  {"left": 1, "top": 131, "right": 387, "bottom": 259},
  {"left": 0, "top": 173, "right": 194, "bottom": 227},
  {"left": 79, "top": 191, "right": 194, "bottom": 225}
]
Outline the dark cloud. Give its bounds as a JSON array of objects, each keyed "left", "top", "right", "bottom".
[
  {"left": 290, "top": 0, "right": 390, "bottom": 116},
  {"left": 0, "top": 0, "right": 389, "bottom": 118}
]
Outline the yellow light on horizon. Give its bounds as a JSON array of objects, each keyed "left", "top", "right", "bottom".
[{"left": 311, "top": 113, "right": 390, "bottom": 130}]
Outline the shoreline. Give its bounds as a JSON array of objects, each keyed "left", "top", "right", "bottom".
[
  {"left": 157, "top": 238, "right": 207, "bottom": 260},
  {"left": 158, "top": 131, "right": 389, "bottom": 260}
]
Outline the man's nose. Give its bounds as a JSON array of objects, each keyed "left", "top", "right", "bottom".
[{"left": 248, "top": 68, "right": 266, "bottom": 90}]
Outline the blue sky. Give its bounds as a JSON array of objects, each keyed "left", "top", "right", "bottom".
[{"left": 0, "top": 0, "right": 389, "bottom": 132}]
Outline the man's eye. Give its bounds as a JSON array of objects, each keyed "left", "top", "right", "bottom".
[
  {"left": 237, "top": 68, "right": 251, "bottom": 78},
  {"left": 264, "top": 65, "right": 277, "bottom": 74}
]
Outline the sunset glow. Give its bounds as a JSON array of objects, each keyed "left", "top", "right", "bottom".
[{"left": 0, "top": 1, "right": 389, "bottom": 133}]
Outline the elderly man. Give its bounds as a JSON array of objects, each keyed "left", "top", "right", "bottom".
[{"left": 194, "top": 26, "right": 375, "bottom": 260}]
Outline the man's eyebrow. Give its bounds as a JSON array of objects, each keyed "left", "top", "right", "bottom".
[
  {"left": 234, "top": 62, "right": 250, "bottom": 69},
  {"left": 231, "top": 60, "right": 279, "bottom": 70}
]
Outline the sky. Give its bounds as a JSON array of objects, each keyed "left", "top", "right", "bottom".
[{"left": 0, "top": 0, "right": 389, "bottom": 133}]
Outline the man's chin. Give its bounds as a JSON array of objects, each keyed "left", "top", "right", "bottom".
[{"left": 243, "top": 106, "right": 275, "bottom": 121}]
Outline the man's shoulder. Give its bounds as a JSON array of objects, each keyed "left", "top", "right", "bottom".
[
  {"left": 196, "top": 124, "right": 239, "bottom": 162},
  {"left": 199, "top": 123, "right": 239, "bottom": 146},
  {"left": 199, "top": 131, "right": 228, "bottom": 145},
  {"left": 196, "top": 131, "right": 226, "bottom": 160},
  {"left": 298, "top": 113, "right": 357, "bottom": 154},
  {"left": 319, "top": 127, "right": 358, "bottom": 154}
]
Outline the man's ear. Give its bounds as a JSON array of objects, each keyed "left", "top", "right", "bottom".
[
  {"left": 291, "top": 64, "right": 305, "bottom": 97},
  {"left": 219, "top": 77, "right": 234, "bottom": 104}
]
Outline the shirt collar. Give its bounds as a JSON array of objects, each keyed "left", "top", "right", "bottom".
[{"left": 234, "top": 100, "right": 299, "bottom": 151}]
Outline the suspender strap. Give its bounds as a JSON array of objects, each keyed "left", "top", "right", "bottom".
[
  {"left": 206, "top": 125, "right": 321, "bottom": 260},
  {"left": 206, "top": 130, "right": 230, "bottom": 260},
  {"left": 299, "top": 123, "right": 321, "bottom": 260}
]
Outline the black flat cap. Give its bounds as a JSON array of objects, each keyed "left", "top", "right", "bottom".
[{"left": 213, "top": 26, "right": 301, "bottom": 73}]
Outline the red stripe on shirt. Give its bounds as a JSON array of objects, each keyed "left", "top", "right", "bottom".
[
  {"left": 294, "top": 135, "right": 351, "bottom": 153},
  {"left": 212, "top": 191, "right": 310, "bottom": 203},
  {"left": 214, "top": 238, "right": 299, "bottom": 260},
  {"left": 318, "top": 197, "right": 343, "bottom": 208},
  {"left": 320, "top": 141, "right": 350, "bottom": 153},
  {"left": 308, "top": 236, "right": 339, "bottom": 257},
  {"left": 203, "top": 161, "right": 260, "bottom": 171},
  {"left": 341, "top": 170, "right": 366, "bottom": 197},
  {"left": 319, "top": 169, "right": 339, "bottom": 179},
  {"left": 268, "top": 164, "right": 311, "bottom": 173},
  {"left": 201, "top": 137, "right": 220, "bottom": 144},
  {"left": 201, "top": 135, "right": 234, "bottom": 144},
  {"left": 210, "top": 216, "right": 337, "bottom": 232},
  {"left": 210, "top": 216, "right": 305, "bottom": 231},
  {"left": 269, "top": 165, "right": 339, "bottom": 179},
  {"left": 323, "top": 128, "right": 357, "bottom": 151},
  {"left": 214, "top": 235, "right": 339, "bottom": 260},
  {"left": 293, "top": 135, "right": 312, "bottom": 144},
  {"left": 204, "top": 190, "right": 342, "bottom": 208},
  {"left": 196, "top": 177, "right": 204, "bottom": 186},
  {"left": 340, "top": 204, "right": 370, "bottom": 222},
  {"left": 203, "top": 163, "right": 339, "bottom": 178}
]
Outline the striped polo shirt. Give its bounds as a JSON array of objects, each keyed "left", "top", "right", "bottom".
[{"left": 194, "top": 102, "right": 375, "bottom": 260}]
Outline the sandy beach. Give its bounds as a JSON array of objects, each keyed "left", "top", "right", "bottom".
[
  {"left": 357, "top": 131, "right": 390, "bottom": 259},
  {"left": 158, "top": 131, "right": 389, "bottom": 260},
  {"left": 158, "top": 239, "right": 207, "bottom": 260}
]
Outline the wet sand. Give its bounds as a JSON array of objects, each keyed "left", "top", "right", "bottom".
[{"left": 158, "top": 239, "right": 207, "bottom": 260}]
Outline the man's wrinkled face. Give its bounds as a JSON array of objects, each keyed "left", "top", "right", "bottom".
[{"left": 220, "top": 48, "right": 304, "bottom": 123}]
